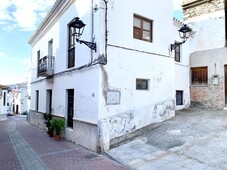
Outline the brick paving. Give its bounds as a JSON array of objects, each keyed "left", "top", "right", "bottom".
[{"left": 0, "top": 116, "right": 129, "bottom": 170}]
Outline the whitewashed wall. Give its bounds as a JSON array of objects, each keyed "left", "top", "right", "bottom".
[
  {"left": 97, "top": 0, "right": 175, "bottom": 150},
  {"left": 173, "top": 20, "right": 190, "bottom": 110},
  {"left": 30, "top": 0, "right": 100, "bottom": 123}
]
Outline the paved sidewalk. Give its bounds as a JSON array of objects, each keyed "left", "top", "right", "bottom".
[
  {"left": 0, "top": 116, "right": 129, "bottom": 170},
  {"left": 106, "top": 138, "right": 219, "bottom": 170},
  {"left": 106, "top": 108, "right": 227, "bottom": 170}
]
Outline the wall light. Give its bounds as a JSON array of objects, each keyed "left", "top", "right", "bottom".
[
  {"left": 68, "top": 17, "right": 97, "bottom": 52},
  {"left": 171, "top": 24, "right": 192, "bottom": 51}
]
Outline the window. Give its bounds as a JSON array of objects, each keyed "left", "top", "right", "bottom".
[
  {"left": 37, "top": 50, "right": 40, "bottom": 77},
  {"left": 191, "top": 67, "right": 208, "bottom": 85},
  {"left": 136, "top": 79, "right": 149, "bottom": 90},
  {"left": 175, "top": 43, "right": 181, "bottom": 62},
  {"left": 176, "top": 90, "right": 183, "bottom": 105},
  {"left": 67, "top": 89, "right": 74, "bottom": 128},
  {"left": 36, "top": 90, "right": 39, "bottom": 112},
  {"left": 68, "top": 25, "right": 75, "bottom": 68},
  {"left": 46, "top": 90, "right": 52, "bottom": 113},
  {"left": 133, "top": 14, "right": 153, "bottom": 42},
  {"left": 3, "top": 92, "right": 6, "bottom": 106}
]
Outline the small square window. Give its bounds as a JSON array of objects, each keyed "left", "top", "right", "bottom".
[
  {"left": 136, "top": 79, "right": 149, "bottom": 90},
  {"left": 176, "top": 90, "right": 183, "bottom": 105}
]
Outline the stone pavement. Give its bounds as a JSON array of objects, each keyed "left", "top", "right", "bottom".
[
  {"left": 106, "top": 108, "right": 227, "bottom": 170},
  {"left": 106, "top": 138, "right": 219, "bottom": 170},
  {"left": 0, "top": 115, "right": 129, "bottom": 170}
]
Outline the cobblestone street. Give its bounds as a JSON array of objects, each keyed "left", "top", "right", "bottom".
[{"left": 0, "top": 116, "right": 129, "bottom": 170}]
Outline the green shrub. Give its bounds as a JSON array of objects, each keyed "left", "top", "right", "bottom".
[
  {"left": 50, "top": 118, "right": 65, "bottom": 135},
  {"left": 21, "top": 111, "right": 28, "bottom": 115}
]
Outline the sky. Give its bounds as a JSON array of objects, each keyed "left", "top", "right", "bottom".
[{"left": 0, "top": 0, "right": 183, "bottom": 85}]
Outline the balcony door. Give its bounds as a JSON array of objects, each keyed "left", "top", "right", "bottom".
[{"left": 67, "top": 89, "right": 74, "bottom": 128}]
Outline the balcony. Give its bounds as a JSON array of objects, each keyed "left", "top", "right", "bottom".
[{"left": 38, "top": 56, "right": 54, "bottom": 77}]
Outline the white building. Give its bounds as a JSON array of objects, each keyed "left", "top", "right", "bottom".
[
  {"left": 173, "top": 19, "right": 191, "bottom": 110},
  {"left": 8, "top": 83, "right": 29, "bottom": 115},
  {"left": 183, "top": 0, "right": 226, "bottom": 109},
  {"left": 28, "top": 0, "right": 189, "bottom": 152},
  {"left": 0, "top": 85, "right": 10, "bottom": 120}
]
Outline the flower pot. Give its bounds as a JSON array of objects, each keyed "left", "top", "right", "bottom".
[
  {"left": 48, "top": 130, "right": 54, "bottom": 137},
  {"left": 55, "top": 134, "right": 61, "bottom": 141}
]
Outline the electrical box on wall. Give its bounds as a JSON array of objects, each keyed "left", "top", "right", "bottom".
[
  {"left": 106, "top": 90, "right": 120, "bottom": 105},
  {"left": 212, "top": 74, "right": 219, "bottom": 85}
]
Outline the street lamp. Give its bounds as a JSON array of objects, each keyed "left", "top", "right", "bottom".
[
  {"left": 171, "top": 24, "right": 192, "bottom": 51},
  {"left": 68, "top": 17, "right": 97, "bottom": 52}
]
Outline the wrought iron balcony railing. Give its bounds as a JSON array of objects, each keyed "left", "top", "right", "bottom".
[{"left": 38, "top": 55, "right": 54, "bottom": 77}]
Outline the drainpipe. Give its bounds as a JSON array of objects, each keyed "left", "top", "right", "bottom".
[
  {"left": 102, "top": 0, "right": 108, "bottom": 64},
  {"left": 91, "top": 0, "right": 94, "bottom": 62}
]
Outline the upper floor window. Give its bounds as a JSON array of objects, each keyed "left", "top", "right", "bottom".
[
  {"left": 133, "top": 14, "right": 153, "bottom": 42},
  {"left": 68, "top": 25, "right": 75, "bottom": 68},
  {"left": 191, "top": 67, "right": 208, "bottom": 85},
  {"left": 37, "top": 50, "right": 40, "bottom": 77},
  {"left": 175, "top": 43, "right": 181, "bottom": 62}
]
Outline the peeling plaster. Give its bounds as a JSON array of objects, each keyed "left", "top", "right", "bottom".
[
  {"left": 98, "top": 98, "right": 175, "bottom": 151},
  {"left": 100, "top": 63, "right": 109, "bottom": 99}
]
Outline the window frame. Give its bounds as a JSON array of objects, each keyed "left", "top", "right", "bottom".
[
  {"left": 37, "top": 50, "right": 40, "bottom": 77},
  {"left": 191, "top": 67, "right": 208, "bottom": 85},
  {"left": 176, "top": 90, "right": 183, "bottom": 105},
  {"left": 133, "top": 14, "right": 153, "bottom": 42},
  {"left": 174, "top": 42, "right": 181, "bottom": 62},
  {"left": 36, "top": 90, "right": 39, "bottom": 112},
  {"left": 67, "top": 25, "right": 75, "bottom": 68},
  {"left": 136, "top": 79, "right": 149, "bottom": 90}
]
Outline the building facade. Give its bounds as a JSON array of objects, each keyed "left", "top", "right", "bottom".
[
  {"left": 28, "top": 0, "right": 186, "bottom": 152},
  {"left": 183, "top": 0, "right": 227, "bottom": 109},
  {"left": 0, "top": 85, "right": 10, "bottom": 120}
]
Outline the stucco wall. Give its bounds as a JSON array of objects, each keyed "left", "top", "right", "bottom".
[
  {"left": 97, "top": 0, "right": 175, "bottom": 151},
  {"left": 190, "top": 48, "right": 227, "bottom": 109},
  {"left": 30, "top": 0, "right": 177, "bottom": 151}
]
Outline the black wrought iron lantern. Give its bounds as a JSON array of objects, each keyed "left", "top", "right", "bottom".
[
  {"left": 178, "top": 24, "right": 192, "bottom": 43},
  {"left": 68, "top": 17, "right": 85, "bottom": 38},
  {"left": 69, "top": 17, "right": 96, "bottom": 52},
  {"left": 171, "top": 24, "right": 192, "bottom": 51}
]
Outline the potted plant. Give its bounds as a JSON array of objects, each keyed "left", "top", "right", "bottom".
[
  {"left": 43, "top": 113, "right": 53, "bottom": 137},
  {"left": 50, "top": 118, "right": 65, "bottom": 141}
]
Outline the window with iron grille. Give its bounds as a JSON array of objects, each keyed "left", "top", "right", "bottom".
[
  {"left": 175, "top": 43, "right": 181, "bottom": 62},
  {"left": 136, "top": 79, "right": 149, "bottom": 90},
  {"left": 191, "top": 67, "right": 208, "bottom": 85},
  {"left": 68, "top": 25, "right": 75, "bottom": 68},
  {"left": 133, "top": 14, "right": 153, "bottom": 42},
  {"left": 176, "top": 90, "right": 183, "bottom": 105}
]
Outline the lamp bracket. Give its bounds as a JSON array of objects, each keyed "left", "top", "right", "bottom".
[
  {"left": 76, "top": 39, "right": 97, "bottom": 52},
  {"left": 170, "top": 41, "right": 184, "bottom": 51}
]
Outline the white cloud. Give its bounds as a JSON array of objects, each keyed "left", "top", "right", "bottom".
[
  {"left": 173, "top": 0, "right": 183, "bottom": 11},
  {"left": 0, "top": 0, "right": 56, "bottom": 31},
  {"left": 0, "top": 51, "right": 6, "bottom": 57}
]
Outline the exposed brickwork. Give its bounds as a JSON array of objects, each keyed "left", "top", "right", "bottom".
[
  {"left": 183, "top": 0, "right": 224, "bottom": 20},
  {"left": 190, "top": 77, "right": 224, "bottom": 109}
]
